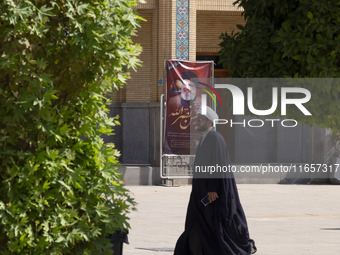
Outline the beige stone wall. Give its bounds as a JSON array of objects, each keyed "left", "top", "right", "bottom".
[
  {"left": 196, "top": 11, "right": 245, "bottom": 53},
  {"left": 111, "top": 10, "right": 156, "bottom": 103},
  {"left": 159, "top": 0, "right": 175, "bottom": 101},
  {"left": 196, "top": 0, "right": 243, "bottom": 11},
  {"left": 170, "top": 0, "right": 177, "bottom": 60},
  {"left": 136, "top": 0, "right": 156, "bottom": 9},
  {"left": 122, "top": 1, "right": 174, "bottom": 103},
  {"left": 126, "top": 10, "right": 154, "bottom": 103},
  {"left": 189, "top": 0, "right": 197, "bottom": 61}
]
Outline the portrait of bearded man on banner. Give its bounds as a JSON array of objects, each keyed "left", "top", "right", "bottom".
[
  {"left": 181, "top": 79, "right": 196, "bottom": 101},
  {"left": 168, "top": 71, "right": 201, "bottom": 112}
]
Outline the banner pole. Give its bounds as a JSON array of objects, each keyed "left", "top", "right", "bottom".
[
  {"left": 160, "top": 59, "right": 167, "bottom": 179},
  {"left": 160, "top": 93, "right": 166, "bottom": 179}
]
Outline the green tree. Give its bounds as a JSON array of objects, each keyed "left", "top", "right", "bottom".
[
  {"left": 219, "top": 0, "right": 340, "bottom": 132},
  {"left": 219, "top": 0, "right": 340, "bottom": 78},
  {"left": 0, "top": 0, "right": 142, "bottom": 254}
]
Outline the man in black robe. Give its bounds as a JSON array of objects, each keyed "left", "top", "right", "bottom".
[{"left": 174, "top": 107, "right": 257, "bottom": 255}]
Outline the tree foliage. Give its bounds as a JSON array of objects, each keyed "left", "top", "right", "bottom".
[
  {"left": 219, "top": 0, "right": 340, "bottom": 132},
  {"left": 220, "top": 0, "right": 340, "bottom": 78},
  {"left": 0, "top": 0, "right": 141, "bottom": 254}
]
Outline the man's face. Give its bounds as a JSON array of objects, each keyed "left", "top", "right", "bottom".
[
  {"left": 195, "top": 114, "right": 211, "bottom": 132},
  {"left": 181, "top": 80, "right": 196, "bottom": 101}
]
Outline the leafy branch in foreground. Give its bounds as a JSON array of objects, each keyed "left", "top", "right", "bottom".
[{"left": 0, "top": 0, "right": 142, "bottom": 254}]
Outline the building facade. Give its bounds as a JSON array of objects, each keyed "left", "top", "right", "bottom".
[
  {"left": 103, "top": 0, "right": 335, "bottom": 185},
  {"left": 104, "top": 0, "right": 245, "bottom": 184}
]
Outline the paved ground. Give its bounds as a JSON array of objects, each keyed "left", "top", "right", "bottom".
[{"left": 123, "top": 184, "right": 340, "bottom": 255}]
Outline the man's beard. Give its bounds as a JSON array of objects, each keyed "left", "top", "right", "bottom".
[
  {"left": 181, "top": 91, "right": 196, "bottom": 101},
  {"left": 196, "top": 125, "right": 208, "bottom": 132}
]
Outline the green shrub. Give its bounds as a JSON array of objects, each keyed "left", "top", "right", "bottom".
[{"left": 0, "top": 0, "right": 142, "bottom": 254}]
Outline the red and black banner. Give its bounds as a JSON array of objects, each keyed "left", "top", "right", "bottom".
[{"left": 163, "top": 60, "right": 213, "bottom": 155}]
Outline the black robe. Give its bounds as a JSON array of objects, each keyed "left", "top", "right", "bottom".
[{"left": 174, "top": 130, "right": 257, "bottom": 255}]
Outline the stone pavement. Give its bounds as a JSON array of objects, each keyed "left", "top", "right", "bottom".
[{"left": 122, "top": 184, "right": 340, "bottom": 255}]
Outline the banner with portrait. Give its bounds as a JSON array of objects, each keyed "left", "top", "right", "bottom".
[{"left": 163, "top": 60, "right": 213, "bottom": 155}]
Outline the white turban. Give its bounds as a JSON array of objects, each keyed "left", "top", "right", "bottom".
[{"left": 197, "top": 106, "right": 218, "bottom": 122}]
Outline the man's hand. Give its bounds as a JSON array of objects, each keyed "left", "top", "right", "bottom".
[{"left": 208, "top": 192, "right": 218, "bottom": 203}]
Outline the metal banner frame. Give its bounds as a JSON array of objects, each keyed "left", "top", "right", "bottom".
[{"left": 160, "top": 60, "right": 215, "bottom": 179}]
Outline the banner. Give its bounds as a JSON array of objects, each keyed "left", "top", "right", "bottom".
[{"left": 163, "top": 60, "right": 213, "bottom": 155}]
